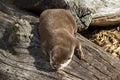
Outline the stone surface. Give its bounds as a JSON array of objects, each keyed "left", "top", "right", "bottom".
[{"left": 8, "top": 19, "right": 33, "bottom": 54}]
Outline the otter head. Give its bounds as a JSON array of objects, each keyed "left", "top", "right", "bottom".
[{"left": 49, "top": 46, "right": 74, "bottom": 70}]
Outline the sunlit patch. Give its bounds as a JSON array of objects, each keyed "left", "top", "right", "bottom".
[{"left": 59, "top": 58, "right": 71, "bottom": 69}]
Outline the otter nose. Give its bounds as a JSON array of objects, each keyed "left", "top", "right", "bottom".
[
  {"left": 52, "top": 65, "right": 60, "bottom": 70},
  {"left": 53, "top": 65, "right": 59, "bottom": 69}
]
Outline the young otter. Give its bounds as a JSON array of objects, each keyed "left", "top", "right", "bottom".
[{"left": 39, "top": 9, "right": 83, "bottom": 70}]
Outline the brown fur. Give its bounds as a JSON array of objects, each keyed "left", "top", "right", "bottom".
[{"left": 39, "top": 9, "right": 83, "bottom": 70}]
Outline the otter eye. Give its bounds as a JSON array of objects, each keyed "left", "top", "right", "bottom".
[{"left": 67, "top": 57, "right": 71, "bottom": 60}]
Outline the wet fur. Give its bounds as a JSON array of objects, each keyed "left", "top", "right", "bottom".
[{"left": 39, "top": 9, "right": 83, "bottom": 70}]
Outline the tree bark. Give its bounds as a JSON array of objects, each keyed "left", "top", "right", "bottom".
[
  {"left": 0, "top": 11, "right": 120, "bottom": 80},
  {"left": 0, "top": 1, "right": 120, "bottom": 80},
  {"left": 0, "top": 29, "right": 120, "bottom": 80}
]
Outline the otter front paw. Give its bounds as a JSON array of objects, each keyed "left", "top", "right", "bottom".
[{"left": 76, "top": 48, "right": 84, "bottom": 59}]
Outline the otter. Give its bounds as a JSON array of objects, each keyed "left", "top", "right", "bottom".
[{"left": 39, "top": 9, "right": 84, "bottom": 70}]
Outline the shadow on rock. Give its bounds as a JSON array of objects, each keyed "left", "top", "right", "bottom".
[
  {"left": 28, "top": 24, "right": 55, "bottom": 72},
  {"left": 0, "top": 23, "right": 13, "bottom": 52}
]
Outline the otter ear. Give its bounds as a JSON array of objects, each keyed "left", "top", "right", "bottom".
[{"left": 75, "top": 42, "right": 84, "bottom": 59}]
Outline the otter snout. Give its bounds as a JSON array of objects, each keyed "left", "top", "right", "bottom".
[
  {"left": 50, "top": 62, "right": 61, "bottom": 70},
  {"left": 52, "top": 64, "right": 60, "bottom": 70},
  {"left": 50, "top": 59, "right": 72, "bottom": 70}
]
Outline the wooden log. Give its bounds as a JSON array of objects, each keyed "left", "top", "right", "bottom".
[
  {"left": 0, "top": 10, "right": 120, "bottom": 80},
  {"left": 0, "top": 30, "right": 120, "bottom": 80},
  {"left": 0, "top": 1, "right": 120, "bottom": 80}
]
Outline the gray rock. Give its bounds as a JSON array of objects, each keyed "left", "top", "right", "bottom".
[{"left": 8, "top": 19, "right": 33, "bottom": 54}]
